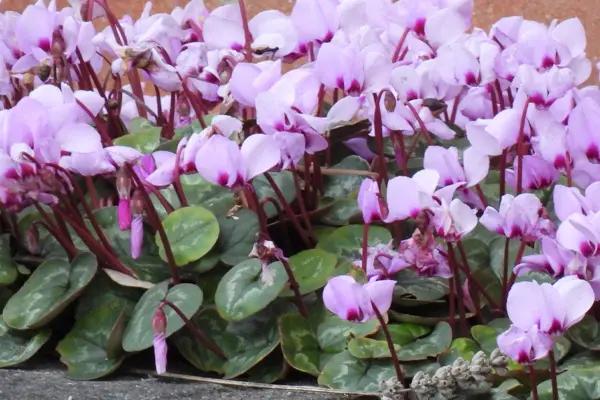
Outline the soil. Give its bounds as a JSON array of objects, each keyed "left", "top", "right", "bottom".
[{"left": 0, "top": 362, "right": 372, "bottom": 400}]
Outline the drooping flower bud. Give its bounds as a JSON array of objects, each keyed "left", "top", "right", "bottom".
[
  {"left": 116, "top": 168, "right": 132, "bottom": 230},
  {"left": 152, "top": 305, "right": 168, "bottom": 375},
  {"left": 130, "top": 190, "right": 145, "bottom": 259}
]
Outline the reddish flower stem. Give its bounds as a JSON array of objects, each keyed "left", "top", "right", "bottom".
[
  {"left": 371, "top": 301, "right": 405, "bottom": 383},
  {"left": 447, "top": 243, "right": 468, "bottom": 336},
  {"left": 529, "top": 365, "right": 540, "bottom": 400},
  {"left": 127, "top": 165, "right": 180, "bottom": 284},
  {"left": 238, "top": 0, "right": 253, "bottom": 62},
  {"left": 264, "top": 173, "right": 313, "bottom": 247},
  {"left": 278, "top": 256, "right": 309, "bottom": 318},
  {"left": 456, "top": 241, "right": 501, "bottom": 310},
  {"left": 549, "top": 350, "right": 559, "bottom": 400},
  {"left": 361, "top": 223, "right": 369, "bottom": 273},
  {"left": 372, "top": 92, "right": 389, "bottom": 184},
  {"left": 405, "top": 101, "right": 433, "bottom": 145},
  {"left": 392, "top": 29, "right": 409, "bottom": 63},
  {"left": 516, "top": 101, "right": 531, "bottom": 194},
  {"left": 291, "top": 168, "right": 316, "bottom": 242},
  {"left": 162, "top": 300, "right": 226, "bottom": 359}
]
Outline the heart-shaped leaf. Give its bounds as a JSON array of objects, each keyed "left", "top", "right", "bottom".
[
  {"left": 396, "top": 322, "right": 452, "bottom": 361},
  {"left": 280, "top": 249, "right": 337, "bottom": 297},
  {"left": 394, "top": 270, "right": 449, "bottom": 303},
  {"left": 246, "top": 350, "right": 287, "bottom": 383},
  {"left": 3, "top": 253, "right": 97, "bottom": 330},
  {"left": 156, "top": 206, "right": 219, "bottom": 266},
  {"left": 537, "top": 364, "right": 600, "bottom": 400},
  {"left": 0, "top": 235, "right": 17, "bottom": 286},
  {"left": 316, "top": 314, "right": 379, "bottom": 353},
  {"left": 317, "top": 225, "right": 391, "bottom": 261},
  {"left": 348, "top": 337, "right": 400, "bottom": 359},
  {"left": 215, "top": 259, "right": 288, "bottom": 321},
  {"left": 0, "top": 320, "right": 51, "bottom": 368},
  {"left": 377, "top": 323, "right": 431, "bottom": 345},
  {"left": 471, "top": 319, "right": 510, "bottom": 354},
  {"left": 113, "top": 119, "right": 160, "bottom": 153},
  {"left": 56, "top": 277, "right": 138, "bottom": 380},
  {"left": 173, "top": 308, "right": 229, "bottom": 374},
  {"left": 279, "top": 312, "right": 321, "bottom": 376},
  {"left": 122, "top": 281, "right": 203, "bottom": 352},
  {"left": 175, "top": 303, "right": 289, "bottom": 378},
  {"left": 318, "top": 351, "right": 395, "bottom": 393},
  {"left": 216, "top": 209, "right": 259, "bottom": 266}
]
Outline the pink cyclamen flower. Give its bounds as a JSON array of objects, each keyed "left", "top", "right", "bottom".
[
  {"left": 506, "top": 155, "right": 559, "bottom": 191},
  {"left": 385, "top": 169, "right": 439, "bottom": 222},
  {"left": 480, "top": 193, "right": 553, "bottom": 242},
  {"left": 516, "top": 276, "right": 594, "bottom": 333},
  {"left": 555, "top": 211, "right": 600, "bottom": 258},
  {"left": 353, "top": 244, "right": 409, "bottom": 280},
  {"left": 152, "top": 306, "right": 168, "bottom": 375},
  {"left": 322, "top": 275, "right": 395, "bottom": 323},
  {"left": 498, "top": 276, "right": 594, "bottom": 364},
  {"left": 497, "top": 325, "right": 553, "bottom": 364},
  {"left": 515, "top": 237, "right": 586, "bottom": 278},
  {"left": 357, "top": 178, "right": 387, "bottom": 224},
  {"left": 194, "top": 134, "right": 281, "bottom": 189}
]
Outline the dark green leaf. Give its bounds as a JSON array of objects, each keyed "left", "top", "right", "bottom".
[
  {"left": 156, "top": 206, "right": 220, "bottom": 266},
  {"left": 471, "top": 319, "right": 510, "bottom": 354},
  {"left": 3, "top": 253, "right": 97, "bottom": 329},
  {"left": 56, "top": 277, "right": 138, "bottom": 379},
  {"left": 396, "top": 322, "right": 452, "bottom": 361},
  {"left": 0, "top": 235, "right": 17, "bottom": 286},
  {"left": 316, "top": 314, "right": 379, "bottom": 353},
  {"left": 279, "top": 312, "right": 321, "bottom": 376},
  {"left": 317, "top": 225, "right": 391, "bottom": 261},
  {"left": 216, "top": 209, "right": 259, "bottom": 266},
  {"left": 281, "top": 249, "right": 337, "bottom": 296},
  {"left": 0, "top": 320, "right": 50, "bottom": 368},
  {"left": 318, "top": 351, "right": 395, "bottom": 393},
  {"left": 215, "top": 259, "right": 287, "bottom": 321}
]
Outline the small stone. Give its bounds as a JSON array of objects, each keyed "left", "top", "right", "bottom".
[{"left": 411, "top": 371, "right": 436, "bottom": 400}]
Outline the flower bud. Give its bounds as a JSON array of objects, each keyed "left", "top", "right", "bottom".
[
  {"left": 131, "top": 190, "right": 145, "bottom": 216},
  {"left": 152, "top": 306, "right": 168, "bottom": 375},
  {"left": 152, "top": 306, "right": 167, "bottom": 335},
  {"left": 24, "top": 225, "right": 40, "bottom": 255},
  {"left": 116, "top": 168, "right": 132, "bottom": 200}
]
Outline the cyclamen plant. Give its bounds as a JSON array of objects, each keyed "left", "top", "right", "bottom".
[{"left": 1, "top": 0, "right": 600, "bottom": 399}]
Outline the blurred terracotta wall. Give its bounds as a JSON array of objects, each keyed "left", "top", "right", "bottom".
[{"left": 2, "top": 0, "right": 600, "bottom": 63}]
